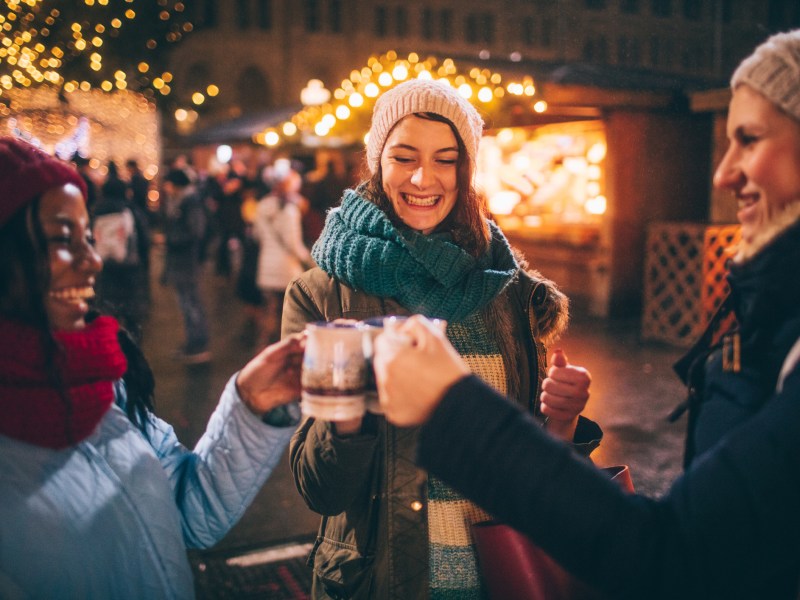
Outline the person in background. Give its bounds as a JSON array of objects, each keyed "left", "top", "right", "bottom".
[
  {"left": 215, "top": 158, "right": 248, "bottom": 278},
  {"left": 123, "top": 158, "right": 154, "bottom": 301},
  {"left": 0, "top": 136, "right": 305, "bottom": 598},
  {"left": 282, "top": 78, "right": 601, "bottom": 599},
  {"left": 71, "top": 152, "right": 98, "bottom": 215},
  {"left": 255, "top": 158, "right": 313, "bottom": 346},
  {"left": 125, "top": 158, "right": 151, "bottom": 217},
  {"left": 235, "top": 178, "right": 268, "bottom": 346},
  {"left": 301, "top": 149, "right": 349, "bottom": 246},
  {"left": 161, "top": 167, "right": 212, "bottom": 364},
  {"left": 92, "top": 165, "right": 149, "bottom": 340},
  {"left": 373, "top": 29, "right": 800, "bottom": 600},
  {"left": 102, "top": 160, "right": 126, "bottom": 198}
]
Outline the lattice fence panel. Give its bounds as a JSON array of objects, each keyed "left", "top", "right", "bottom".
[
  {"left": 642, "top": 222, "right": 740, "bottom": 347},
  {"left": 702, "top": 225, "right": 741, "bottom": 325}
]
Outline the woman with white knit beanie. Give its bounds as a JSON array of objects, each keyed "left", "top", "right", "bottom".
[{"left": 282, "top": 77, "right": 603, "bottom": 598}]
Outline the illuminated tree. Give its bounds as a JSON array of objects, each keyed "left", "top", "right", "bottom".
[{"left": 0, "top": 0, "right": 195, "bottom": 107}]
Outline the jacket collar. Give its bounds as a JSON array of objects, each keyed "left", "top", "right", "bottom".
[{"left": 733, "top": 201, "right": 800, "bottom": 264}]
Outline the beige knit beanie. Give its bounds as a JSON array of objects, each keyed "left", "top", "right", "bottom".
[
  {"left": 366, "top": 78, "right": 484, "bottom": 174},
  {"left": 731, "top": 29, "right": 800, "bottom": 122}
]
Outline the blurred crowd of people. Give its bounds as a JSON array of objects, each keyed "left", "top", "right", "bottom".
[
  {"left": 77, "top": 147, "right": 354, "bottom": 363},
  {"left": 2, "top": 27, "right": 800, "bottom": 599}
]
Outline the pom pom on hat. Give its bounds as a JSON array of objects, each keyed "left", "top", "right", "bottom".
[
  {"left": 731, "top": 29, "right": 800, "bottom": 122},
  {"left": 366, "top": 79, "right": 484, "bottom": 174},
  {"left": 0, "top": 136, "right": 88, "bottom": 227}
]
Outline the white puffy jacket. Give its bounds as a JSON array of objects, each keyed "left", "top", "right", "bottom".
[{"left": 0, "top": 375, "right": 297, "bottom": 599}]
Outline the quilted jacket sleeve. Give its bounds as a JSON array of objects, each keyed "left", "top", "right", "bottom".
[{"left": 144, "top": 375, "right": 297, "bottom": 548}]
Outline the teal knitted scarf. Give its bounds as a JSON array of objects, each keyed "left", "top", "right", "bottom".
[{"left": 312, "top": 189, "right": 519, "bottom": 321}]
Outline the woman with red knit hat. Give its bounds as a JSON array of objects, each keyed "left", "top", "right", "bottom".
[{"left": 0, "top": 136, "right": 305, "bottom": 598}]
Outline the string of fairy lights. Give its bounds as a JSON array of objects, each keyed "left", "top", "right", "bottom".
[
  {"left": 253, "top": 50, "right": 549, "bottom": 148},
  {"left": 253, "top": 50, "right": 608, "bottom": 226},
  {"left": 0, "top": 0, "right": 200, "bottom": 109}
]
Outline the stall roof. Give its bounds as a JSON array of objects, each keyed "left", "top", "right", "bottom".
[
  {"left": 181, "top": 105, "right": 302, "bottom": 145},
  {"left": 185, "top": 54, "right": 728, "bottom": 148},
  {"left": 546, "top": 63, "right": 724, "bottom": 93},
  {"left": 456, "top": 55, "right": 727, "bottom": 94}
]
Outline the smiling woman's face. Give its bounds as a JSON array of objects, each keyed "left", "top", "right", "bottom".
[
  {"left": 713, "top": 85, "right": 800, "bottom": 247},
  {"left": 39, "top": 183, "right": 102, "bottom": 331},
  {"left": 380, "top": 115, "right": 460, "bottom": 234}
]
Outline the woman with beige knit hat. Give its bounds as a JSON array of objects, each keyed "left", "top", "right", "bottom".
[
  {"left": 282, "top": 78, "right": 603, "bottom": 598},
  {"left": 372, "top": 29, "right": 800, "bottom": 600}
]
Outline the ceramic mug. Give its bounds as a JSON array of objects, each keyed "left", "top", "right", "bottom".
[{"left": 361, "top": 316, "right": 446, "bottom": 414}]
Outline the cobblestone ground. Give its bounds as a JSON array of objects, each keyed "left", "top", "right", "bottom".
[
  {"left": 557, "top": 314, "right": 687, "bottom": 498},
  {"left": 141, "top": 243, "right": 688, "bottom": 553}
]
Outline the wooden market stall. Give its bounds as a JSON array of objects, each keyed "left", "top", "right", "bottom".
[
  {"left": 250, "top": 52, "right": 719, "bottom": 319},
  {"left": 478, "top": 77, "right": 713, "bottom": 318}
]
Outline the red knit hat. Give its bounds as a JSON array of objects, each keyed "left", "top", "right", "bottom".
[{"left": 0, "top": 136, "right": 88, "bottom": 227}]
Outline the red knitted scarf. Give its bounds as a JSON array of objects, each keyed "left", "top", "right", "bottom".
[{"left": 0, "top": 316, "right": 128, "bottom": 449}]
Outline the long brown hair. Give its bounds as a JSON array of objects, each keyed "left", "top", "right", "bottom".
[{"left": 360, "top": 112, "right": 490, "bottom": 257}]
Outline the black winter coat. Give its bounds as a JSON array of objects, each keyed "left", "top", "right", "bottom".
[{"left": 416, "top": 215, "right": 800, "bottom": 599}]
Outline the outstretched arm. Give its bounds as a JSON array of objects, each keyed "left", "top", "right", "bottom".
[{"left": 374, "top": 315, "right": 800, "bottom": 599}]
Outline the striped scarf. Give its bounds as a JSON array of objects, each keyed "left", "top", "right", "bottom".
[{"left": 429, "top": 312, "right": 507, "bottom": 599}]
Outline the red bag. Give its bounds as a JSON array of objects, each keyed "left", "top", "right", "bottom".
[{"left": 472, "top": 465, "right": 634, "bottom": 600}]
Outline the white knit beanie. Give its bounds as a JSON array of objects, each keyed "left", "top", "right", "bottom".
[
  {"left": 731, "top": 29, "right": 800, "bottom": 122},
  {"left": 366, "top": 78, "right": 484, "bottom": 174}
]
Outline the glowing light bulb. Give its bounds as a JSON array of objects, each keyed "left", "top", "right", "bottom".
[
  {"left": 217, "top": 145, "right": 233, "bottom": 164},
  {"left": 477, "top": 86, "right": 492, "bottom": 102},
  {"left": 364, "top": 82, "right": 379, "bottom": 97},
  {"left": 489, "top": 191, "right": 521, "bottom": 215},
  {"left": 587, "top": 142, "right": 607, "bottom": 163},
  {"left": 349, "top": 92, "right": 364, "bottom": 107},
  {"left": 392, "top": 64, "right": 408, "bottom": 80},
  {"left": 265, "top": 131, "right": 279, "bottom": 146},
  {"left": 585, "top": 195, "right": 607, "bottom": 215}
]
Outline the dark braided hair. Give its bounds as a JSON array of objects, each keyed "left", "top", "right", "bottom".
[{"left": 116, "top": 322, "right": 155, "bottom": 432}]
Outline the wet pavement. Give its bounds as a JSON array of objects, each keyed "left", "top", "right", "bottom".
[{"left": 139, "top": 241, "right": 688, "bottom": 555}]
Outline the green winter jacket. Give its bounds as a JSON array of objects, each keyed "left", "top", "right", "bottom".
[{"left": 282, "top": 266, "right": 601, "bottom": 599}]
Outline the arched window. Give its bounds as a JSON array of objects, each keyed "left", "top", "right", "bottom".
[
  {"left": 237, "top": 66, "right": 272, "bottom": 111},
  {"left": 185, "top": 62, "right": 211, "bottom": 96}
]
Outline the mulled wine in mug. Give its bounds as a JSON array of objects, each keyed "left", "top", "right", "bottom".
[{"left": 301, "top": 321, "right": 368, "bottom": 420}]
